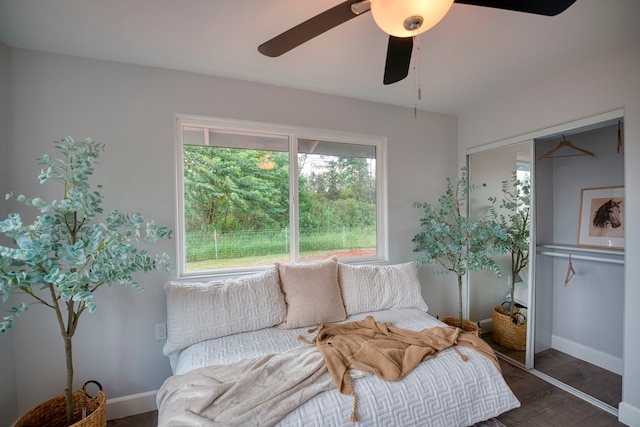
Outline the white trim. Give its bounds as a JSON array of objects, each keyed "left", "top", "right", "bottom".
[
  {"left": 106, "top": 390, "right": 157, "bottom": 421},
  {"left": 619, "top": 401, "right": 640, "bottom": 427},
  {"left": 289, "top": 134, "right": 300, "bottom": 262},
  {"left": 377, "top": 137, "right": 389, "bottom": 262},
  {"left": 524, "top": 140, "right": 536, "bottom": 370},
  {"left": 465, "top": 108, "right": 624, "bottom": 155},
  {"left": 174, "top": 114, "right": 388, "bottom": 279},
  {"left": 552, "top": 335, "right": 624, "bottom": 375},
  {"left": 7, "top": 392, "right": 159, "bottom": 426},
  {"left": 478, "top": 317, "right": 492, "bottom": 332},
  {"left": 500, "top": 357, "right": 619, "bottom": 418},
  {"left": 528, "top": 368, "right": 618, "bottom": 417},
  {"left": 174, "top": 116, "right": 187, "bottom": 279}
]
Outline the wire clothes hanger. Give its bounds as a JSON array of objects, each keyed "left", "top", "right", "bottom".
[
  {"left": 617, "top": 120, "right": 623, "bottom": 153},
  {"left": 538, "top": 134, "right": 595, "bottom": 160},
  {"left": 564, "top": 253, "right": 575, "bottom": 287}
]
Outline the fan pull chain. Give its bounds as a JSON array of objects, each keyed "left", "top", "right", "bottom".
[
  {"left": 413, "top": 34, "right": 422, "bottom": 118},
  {"left": 416, "top": 34, "right": 422, "bottom": 101}
]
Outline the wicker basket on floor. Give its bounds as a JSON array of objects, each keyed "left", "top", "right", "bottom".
[
  {"left": 492, "top": 305, "right": 526, "bottom": 350},
  {"left": 15, "top": 381, "right": 106, "bottom": 427},
  {"left": 440, "top": 317, "right": 480, "bottom": 336}
]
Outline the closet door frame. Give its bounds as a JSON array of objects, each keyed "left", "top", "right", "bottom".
[{"left": 468, "top": 108, "right": 624, "bottom": 419}]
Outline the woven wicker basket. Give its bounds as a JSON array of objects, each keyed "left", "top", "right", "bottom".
[
  {"left": 440, "top": 317, "right": 480, "bottom": 336},
  {"left": 15, "top": 381, "right": 106, "bottom": 427},
  {"left": 492, "top": 305, "right": 526, "bottom": 350}
]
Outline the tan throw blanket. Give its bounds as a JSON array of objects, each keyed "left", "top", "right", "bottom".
[
  {"left": 302, "top": 316, "right": 500, "bottom": 421},
  {"left": 156, "top": 345, "right": 337, "bottom": 426}
]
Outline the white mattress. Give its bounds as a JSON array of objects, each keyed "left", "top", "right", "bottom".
[{"left": 170, "top": 308, "right": 520, "bottom": 426}]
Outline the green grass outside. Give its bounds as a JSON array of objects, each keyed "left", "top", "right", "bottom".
[
  {"left": 185, "top": 247, "right": 376, "bottom": 271},
  {"left": 185, "top": 227, "right": 376, "bottom": 271},
  {"left": 186, "top": 227, "right": 375, "bottom": 261}
]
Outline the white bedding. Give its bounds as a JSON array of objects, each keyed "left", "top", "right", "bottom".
[{"left": 169, "top": 308, "right": 520, "bottom": 426}]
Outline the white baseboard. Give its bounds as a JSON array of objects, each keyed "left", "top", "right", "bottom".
[
  {"left": 7, "top": 391, "right": 159, "bottom": 426},
  {"left": 106, "top": 390, "right": 157, "bottom": 420},
  {"left": 478, "top": 318, "right": 492, "bottom": 333},
  {"left": 619, "top": 401, "right": 640, "bottom": 427},
  {"left": 551, "top": 335, "right": 623, "bottom": 375}
]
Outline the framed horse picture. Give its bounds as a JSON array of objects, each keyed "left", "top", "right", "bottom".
[{"left": 577, "top": 186, "right": 624, "bottom": 250}]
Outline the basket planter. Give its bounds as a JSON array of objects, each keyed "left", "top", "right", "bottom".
[
  {"left": 441, "top": 317, "right": 480, "bottom": 336},
  {"left": 15, "top": 382, "right": 106, "bottom": 427},
  {"left": 0, "top": 140, "right": 171, "bottom": 427},
  {"left": 492, "top": 305, "right": 526, "bottom": 350}
]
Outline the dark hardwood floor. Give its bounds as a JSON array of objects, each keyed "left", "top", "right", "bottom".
[
  {"left": 108, "top": 411, "right": 157, "bottom": 427},
  {"left": 496, "top": 359, "right": 623, "bottom": 426},
  {"left": 534, "top": 348, "right": 622, "bottom": 408},
  {"left": 482, "top": 332, "right": 623, "bottom": 411},
  {"left": 107, "top": 358, "right": 624, "bottom": 426},
  {"left": 482, "top": 331, "right": 526, "bottom": 365}
]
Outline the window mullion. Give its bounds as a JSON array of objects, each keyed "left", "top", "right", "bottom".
[{"left": 289, "top": 135, "right": 300, "bottom": 262}]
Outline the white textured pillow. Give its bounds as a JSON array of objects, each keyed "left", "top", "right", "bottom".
[
  {"left": 276, "top": 257, "right": 347, "bottom": 329},
  {"left": 163, "top": 267, "right": 286, "bottom": 356},
  {"left": 338, "top": 262, "right": 428, "bottom": 316}
]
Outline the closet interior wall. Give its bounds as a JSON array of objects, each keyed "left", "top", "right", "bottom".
[{"left": 534, "top": 122, "right": 625, "bottom": 375}]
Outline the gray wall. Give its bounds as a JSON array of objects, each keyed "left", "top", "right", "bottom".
[
  {"left": 458, "top": 44, "right": 640, "bottom": 425},
  {"left": 1, "top": 48, "right": 459, "bottom": 419},
  {"left": 0, "top": 42, "right": 18, "bottom": 424}
]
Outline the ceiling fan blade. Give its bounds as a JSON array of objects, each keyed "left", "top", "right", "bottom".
[
  {"left": 383, "top": 36, "right": 413, "bottom": 85},
  {"left": 258, "top": 1, "right": 369, "bottom": 57},
  {"left": 454, "top": 0, "right": 577, "bottom": 16}
]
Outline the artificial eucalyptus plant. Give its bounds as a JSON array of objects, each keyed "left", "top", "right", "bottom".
[
  {"left": 0, "top": 137, "right": 173, "bottom": 426},
  {"left": 489, "top": 172, "right": 531, "bottom": 319},
  {"left": 412, "top": 167, "right": 506, "bottom": 329}
]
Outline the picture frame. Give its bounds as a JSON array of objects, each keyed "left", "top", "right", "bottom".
[{"left": 577, "top": 186, "right": 624, "bottom": 250}]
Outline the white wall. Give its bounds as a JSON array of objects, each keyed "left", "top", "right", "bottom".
[
  {"left": 0, "top": 42, "right": 19, "bottom": 424},
  {"left": 1, "top": 48, "right": 458, "bottom": 420},
  {"left": 458, "top": 44, "right": 640, "bottom": 426}
]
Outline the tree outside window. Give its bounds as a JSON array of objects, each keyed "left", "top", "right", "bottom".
[{"left": 177, "top": 118, "right": 386, "bottom": 276}]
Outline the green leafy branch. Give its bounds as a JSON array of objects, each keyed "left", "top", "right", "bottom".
[
  {"left": 488, "top": 173, "right": 531, "bottom": 317},
  {"left": 412, "top": 168, "right": 506, "bottom": 328},
  {"left": 0, "top": 137, "right": 173, "bottom": 425}
]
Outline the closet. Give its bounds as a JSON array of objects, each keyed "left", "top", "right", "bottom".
[
  {"left": 533, "top": 116, "right": 624, "bottom": 413},
  {"left": 466, "top": 109, "right": 625, "bottom": 417}
]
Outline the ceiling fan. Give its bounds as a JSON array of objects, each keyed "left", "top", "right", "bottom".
[{"left": 258, "top": 0, "right": 577, "bottom": 85}]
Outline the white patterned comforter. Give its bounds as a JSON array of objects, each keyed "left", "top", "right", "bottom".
[{"left": 169, "top": 308, "right": 520, "bottom": 427}]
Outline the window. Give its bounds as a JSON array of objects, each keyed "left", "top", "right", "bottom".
[
  {"left": 516, "top": 157, "right": 531, "bottom": 185},
  {"left": 177, "top": 116, "right": 387, "bottom": 277}
]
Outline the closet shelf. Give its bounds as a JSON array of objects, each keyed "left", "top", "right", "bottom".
[{"left": 536, "top": 244, "right": 624, "bottom": 265}]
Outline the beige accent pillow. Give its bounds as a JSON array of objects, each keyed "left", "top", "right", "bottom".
[
  {"left": 276, "top": 257, "right": 347, "bottom": 329},
  {"left": 338, "top": 262, "right": 428, "bottom": 316}
]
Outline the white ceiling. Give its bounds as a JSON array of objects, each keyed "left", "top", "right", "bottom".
[{"left": 1, "top": 0, "right": 638, "bottom": 115}]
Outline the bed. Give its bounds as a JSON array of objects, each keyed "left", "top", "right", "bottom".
[{"left": 157, "top": 258, "right": 520, "bottom": 426}]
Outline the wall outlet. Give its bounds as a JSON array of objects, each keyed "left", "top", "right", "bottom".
[{"left": 155, "top": 323, "right": 167, "bottom": 341}]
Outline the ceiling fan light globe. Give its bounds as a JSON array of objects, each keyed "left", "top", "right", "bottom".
[{"left": 371, "top": 0, "right": 454, "bottom": 37}]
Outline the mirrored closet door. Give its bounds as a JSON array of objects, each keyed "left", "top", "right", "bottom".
[{"left": 467, "top": 140, "right": 533, "bottom": 367}]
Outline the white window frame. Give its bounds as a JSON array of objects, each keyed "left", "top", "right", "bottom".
[{"left": 175, "top": 114, "right": 388, "bottom": 279}]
